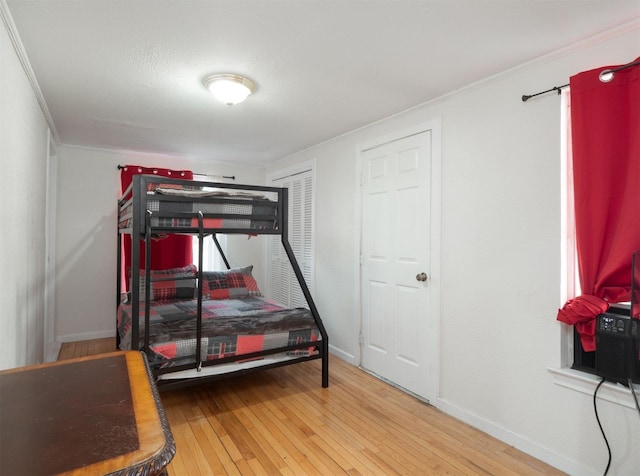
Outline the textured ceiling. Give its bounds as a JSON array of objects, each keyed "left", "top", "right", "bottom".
[{"left": 5, "top": 0, "right": 640, "bottom": 166}]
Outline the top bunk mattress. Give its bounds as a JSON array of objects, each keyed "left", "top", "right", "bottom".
[{"left": 118, "top": 177, "right": 280, "bottom": 232}]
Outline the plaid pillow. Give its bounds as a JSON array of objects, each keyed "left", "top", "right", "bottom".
[
  {"left": 202, "top": 265, "right": 262, "bottom": 300},
  {"left": 136, "top": 264, "right": 197, "bottom": 301}
]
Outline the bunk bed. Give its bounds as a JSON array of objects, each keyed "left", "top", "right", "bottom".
[{"left": 117, "top": 174, "right": 329, "bottom": 390}]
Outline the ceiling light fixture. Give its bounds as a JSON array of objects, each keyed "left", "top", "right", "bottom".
[{"left": 203, "top": 74, "right": 256, "bottom": 106}]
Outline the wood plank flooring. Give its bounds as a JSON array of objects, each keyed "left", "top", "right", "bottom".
[{"left": 59, "top": 339, "right": 564, "bottom": 475}]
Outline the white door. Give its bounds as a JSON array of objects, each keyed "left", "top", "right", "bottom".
[
  {"left": 268, "top": 168, "right": 314, "bottom": 308},
  {"left": 361, "top": 131, "right": 432, "bottom": 399}
]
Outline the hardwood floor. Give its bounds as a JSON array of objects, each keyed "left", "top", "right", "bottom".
[{"left": 60, "top": 339, "right": 564, "bottom": 475}]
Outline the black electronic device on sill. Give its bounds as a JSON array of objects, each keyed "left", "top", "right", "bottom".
[
  {"left": 593, "top": 250, "right": 640, "bottom": 386},
  {"left": 595, "top": 305, "right": 639, "bottom": 385}
]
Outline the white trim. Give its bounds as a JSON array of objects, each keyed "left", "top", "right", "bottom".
[
  {"left": 329, "top": 345, "right": 356, "bottom": 366},
  {"left": 44, "top": 341, "right": 62, "bottom": 363},
  {"left": 435, "top": 395, "right": 595, "bottom": 476},
  {"left": 559, "top": 89, "right": 571, "bottom": 307},
  {"left": 52, "top": 142, "right": 265, "bottom": 170},
  {"left": 353, "top": 148, "right": 364, "bottom": 368},
  {"left": 555, "top": 88, "right": 640, "bottom": 412},
  {"left": 558, "top": 89, "right": 577, "bottom": 369},
  {"left": 430, "top": 118, "right": 443, "bottom": 402},
  {"left": 57, "top": 329, "right": 116, "bottom": 343},
  {"left": 355, "top": 117, "right": 442, "bottom": 403},
  {"left": 44, "top": 132, "right": 58, "bottom": 360},
  {"left": 0, "top": 0, "right": 60, "bottom": 144},
  {"left": 266, "top": 158, "right": 316, "bottom": 183},
  {"left": 273, "top": 19, "right": 640, "bottom": 166},
  {"left": 356, "top": 121, "right": 441, "bottom": 156},
  {"left": 549, "top": 367, "right": 640, "bottom": 411}
]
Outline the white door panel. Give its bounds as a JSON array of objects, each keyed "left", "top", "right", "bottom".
[
  {"left": 361, "top": 131, "right": 431, "bottom": 399},
  {"left": 367, "top": 280, "right": 388, "bottom": 352}
]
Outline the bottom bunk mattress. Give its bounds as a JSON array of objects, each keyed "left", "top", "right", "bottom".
[{"left": 117, "top": 296, "right": 321, "bottom": 370}]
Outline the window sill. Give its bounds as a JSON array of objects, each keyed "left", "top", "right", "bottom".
[{"left": 548, "top": 367, "right": 639, "bottom": 410}]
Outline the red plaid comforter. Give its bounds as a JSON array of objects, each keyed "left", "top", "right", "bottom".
[{"left": 117, "top": 297, "right": 320, "bottom": 368}]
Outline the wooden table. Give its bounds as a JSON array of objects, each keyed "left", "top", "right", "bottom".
[{"left": 0, "top": 351, "right": 175, "bottom": 475}]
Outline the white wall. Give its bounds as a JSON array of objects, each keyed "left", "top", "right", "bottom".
[
  {"left": 265, "top": 24, "right": 640, "bottom": 476},
  {"left": 53, "top": 145, "right": 265, "bottom": 341},
  {"left": 14, "top": 9, "right": 638, "bottom": 473},
  {"left": 0, "top": 13, "right": 49, "bottom": 369}
]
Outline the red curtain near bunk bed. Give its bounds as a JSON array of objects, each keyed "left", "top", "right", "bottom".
[
  {"left": 556, "top": 57, "right": 640, "bottom": 352},
  {"left": 120, "top": 165, "right": 194, "bottom": 289}
]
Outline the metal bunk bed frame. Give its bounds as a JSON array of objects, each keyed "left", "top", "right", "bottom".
[{"left": 117, "top": 174, "right": 329, "bottom": 390}]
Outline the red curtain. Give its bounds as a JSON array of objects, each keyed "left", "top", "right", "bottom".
[
  {"left": 557, "top": 57, "right": 640, "bottom": 351},
  {"left": 121, "top": 165, "right": 194, "bottom": 288}
]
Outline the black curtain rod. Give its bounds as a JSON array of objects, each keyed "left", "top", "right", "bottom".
[
  {"left": 117, "top": 164, "right": 235, "bottom": 181},
  {"left": 522, "top": 58, "right": 640, "bottom": 102},
  {"left": 521, "top": 84, "right": 568, "bottom": 102}
]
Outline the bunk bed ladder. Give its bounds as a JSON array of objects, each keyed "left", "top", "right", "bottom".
[
  {"left": 195, "top": 211, "right": 205, "bottom": 372},
  {"left": 143, "top": 211, "right": 153, "bottom": 355},
  {"left": 127, "top": 180, "right": 143, "bottom": 354},
  {"left": 116, "top": 216, "right": 122, "bottom": 349},
  {"left": 212, "top": 233, "right": 231, "bottom": 270}
]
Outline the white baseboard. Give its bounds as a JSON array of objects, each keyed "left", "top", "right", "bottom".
[
  {"left": 44, "top": 341, "right": 62, "bottom": 362},
  {"left": 434, "top": 397, "right": 593, "bottom": 476},
  {"left": 56, "top": 329, "right": 116, "bottom": 343},
  {"left": 328, "top": 344, "right": 355, "bottom": 365}
]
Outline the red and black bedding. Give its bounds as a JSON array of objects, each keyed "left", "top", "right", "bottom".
[
  {"left": 119, "top": 180, "right": 278, "bottom": 231},
  {"left": 118, "top": 265, "right": 321, "bottom": 370},
  {"left": 117, "top": 299, "right": 320, "bottom": 369}
]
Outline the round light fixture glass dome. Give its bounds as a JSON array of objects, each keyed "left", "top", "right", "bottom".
[{"left": 204, "top": 74, "right": 256, "bottom": 106}]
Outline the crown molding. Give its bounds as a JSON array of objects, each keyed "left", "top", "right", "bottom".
[{"left": 0, "top": 0, "right": 60, "bottom": 144}]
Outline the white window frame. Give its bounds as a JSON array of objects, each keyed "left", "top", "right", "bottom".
[
  {"left": 559, "top": 88, "right": 578, "bottom": 369},
  {"left": 560, "top": 88, "right": 578, "bottom": 308},
  {"left": 550, "top": 88, "right": 640, "bottom": 408}
]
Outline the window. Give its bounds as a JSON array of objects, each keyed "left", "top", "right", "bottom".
[
  {"left": 560, "top": 88, "right": 601, "bottom": 376},
  {"left": 561, "top": 87, "right": 639, "bottom": 381},
  {"left": 192, "top": 234, "right": 227, "bottom": 271},
  {"left": 268, "top": 166, "right": 315, "bottom": 308},
  {"left": 562, "top": 88, "right": 596, "bottom": 373},
  {"left": 553, "top": 67, "right": 640, "bottom": 404},
  {"left": 191, "top": 174, "right": 227, "bottom": 271},
  {"left": 560, "top": 89, "right": 578, "bottom": 303}
]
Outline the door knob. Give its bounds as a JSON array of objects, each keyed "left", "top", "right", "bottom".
[{"left": 416, "top": 272, "right": 428, "bottom": 282}]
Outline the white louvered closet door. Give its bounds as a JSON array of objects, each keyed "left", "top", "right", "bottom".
[{"left": 269, "top": 169, "right": 314, "bottom": 308}]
